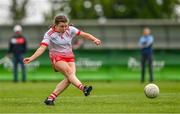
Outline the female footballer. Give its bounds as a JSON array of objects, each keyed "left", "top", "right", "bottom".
[{"left": 23, "top": 15, "right": 101, "bottom": 105}]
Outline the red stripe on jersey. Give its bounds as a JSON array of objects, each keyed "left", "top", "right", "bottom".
[
  {"left": 77, "top": 30, "right": 81, "bottom": 36},
  {"left": 52, "top": 26, "right": 60, "bottom": 32},
  {"left": 65, "top": 31, "right": 69, "bottom": 36},
  {"left": 16, "top": 38, "right": 25, "bottom": 44},
  {"left": 60, "top": 35, "right": 64, "bottom": 39},
  {"left": 40, "top": 42, "right": 48, "bottom": 46},
  {"left": 47, "top": 29, "right": 55, "bottom": 36},
  {"left": 47, "top": 30, "right": 54, "bottom": 36}
]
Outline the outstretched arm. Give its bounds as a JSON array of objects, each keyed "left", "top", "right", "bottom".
[
  {"left": 23, "top": 45, "right": 47, "bottom": 64},
  {"left": 79, "top": 31, "right": 101, "bottom": 46}
]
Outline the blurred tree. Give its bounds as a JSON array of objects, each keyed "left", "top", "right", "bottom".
[
  {"left": 69, "top": 0, "right": 180, "bottom": 19},
  {"left": 69, "top": 0, "right": 98, "bottom": 19},
  {"left": 44, "top": 0, "right": 70, "bottom": 23},
  {"left": 10, "top": 0, "right": 29, "bottom": 24},
  {"left": 44, "top": 0, "right": 180, "bottom": 20},
  {"left": 119, "top": 0, "right": 180, "bottom": 19}
]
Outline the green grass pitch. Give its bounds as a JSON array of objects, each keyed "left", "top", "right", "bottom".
[{"left": 0, "top": 81, "right": 180, "bottom": 113}]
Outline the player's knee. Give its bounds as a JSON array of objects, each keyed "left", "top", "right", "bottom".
[
  {"left": 64, "top": 78, "right": 70, "bottom": 84},
  {"left": 64, "top": 68, "right": 73, "bottom": 77}
]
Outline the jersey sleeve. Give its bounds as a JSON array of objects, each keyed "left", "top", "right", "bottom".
[
  {"left": 69, "top": 26, "right": 81, "bottom": 38},
  {"left": 40, "top": 32, "right": 50, "bottom": 46},
  {"left": 138, "top": 36, "right": 144, "bottom": 46}
]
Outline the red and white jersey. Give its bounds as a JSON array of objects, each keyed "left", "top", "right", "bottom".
[{"left": 40, "top": 26, "right": 81, "bottom": 58}]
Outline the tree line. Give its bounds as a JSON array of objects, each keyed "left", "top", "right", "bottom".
[{"left": 10, "top": 0, "right": 180, "bottom": 24}]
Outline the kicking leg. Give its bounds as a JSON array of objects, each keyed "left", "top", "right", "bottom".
[
  {"left": 55, "top": 61, "right": 83, "bottom": 90},
  {"left": 55, "top": 61, "right": 92, "bottom": 96}
]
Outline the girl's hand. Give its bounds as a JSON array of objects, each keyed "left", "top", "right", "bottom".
[
  {"left": 93, "top": 38, "right": 101, "bottom": 46},
  {"left": 23, "top": 57, "right": 32, "bottom": 64}
]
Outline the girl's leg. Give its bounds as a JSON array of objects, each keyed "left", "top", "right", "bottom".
[
  {"left": 47, "top": 78, "right": 70, "bottom": 101},
  {"left": 55, "top": 61, "right": 92, "bottom": 96},
  {"left": 54, "top": 61, "right": 84, "bottom": 91},
  {"left": 46, "top": 61, "right": 78, "bottom": 102},
  {"left": 67, "top": 62, "right": 84, "bottom": 90},
  {"left": 45, "top": 61, "right": 92, "bottom": 105},
  {"left": 53, "top": 78, "right": 70, "bottom": 95}
]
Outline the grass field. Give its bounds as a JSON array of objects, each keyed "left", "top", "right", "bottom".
[{"left": 0, "top": 81, "right": 180, "bottom": 113}]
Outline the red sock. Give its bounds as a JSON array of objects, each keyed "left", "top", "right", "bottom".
[
  {"left": 77, "top": 84, "right": 84, "bottom": 91},
  {"left": 48, "top": 92, "right": 57, "bottom": 101}
]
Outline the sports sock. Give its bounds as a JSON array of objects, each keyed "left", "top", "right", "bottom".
[
  {"left": 48, "top": 92, "right": 57, "bottom": 101},
  {"left": 77, "top": 84, "right": 84, "bottom": 91}
]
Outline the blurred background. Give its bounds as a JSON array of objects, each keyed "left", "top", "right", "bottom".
[{"left": 0, "top": 0, "right": 180, "bottom": 81}]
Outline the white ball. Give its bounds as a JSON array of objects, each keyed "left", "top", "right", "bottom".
[{"left": 144, "top": 83, "right": 159, "bottom": 98}]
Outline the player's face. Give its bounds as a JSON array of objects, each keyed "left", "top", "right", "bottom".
[
  {"left": 143, "top": 28, "right": 151, "bottom": 36},
  {"left": 55, "top": 22, "right": 69, "bottom": 33}
]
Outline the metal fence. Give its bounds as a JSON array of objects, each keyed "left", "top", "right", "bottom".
[{"left": 0, "top": 19, "right": 180, "bottom": 49}]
